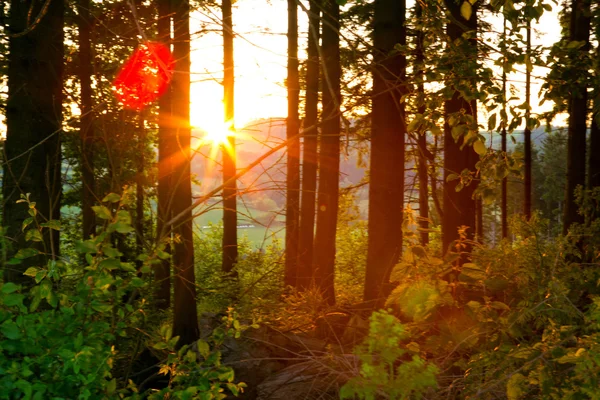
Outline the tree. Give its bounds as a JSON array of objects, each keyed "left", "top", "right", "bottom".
[
  {"left": 523, "top": 6, "right": 532, "bottom": 220},
  {"left": 563, "top": 0, "right": 590, "bottom": 234},
  {"left": 222, "top": 0, "right": 238, "bottom": 275},
  {"left": 3, "top": 0, "right": 64, "bottom": 283},
  {"left": 77, "top": 0, "right": 96, "bottom": 240},
  {"left": 313, "top": 0, "right": 341, "bottom": 305},
  {"left": 501, "top": 15, "right": 508, "bottom": 240},
  {"left": 441, "top": 0, "right": 479, "bottom": 256},
  {"left": 171, "top": 0, "right": 199, "bottom": 346},
  {"left": 415, "top": 0, "right": 429, "bottom": 246},
  {"left": 284, "top": 0, "right": 300, "bottom": 289},
  {"left": 155, "top": 0, "right": 173, "bottom": 309},
  {"left": 363, "top": 0, "right": 406, "bottom": 305},
  {"left": 297, "top": 0, "right": 321, "bottom": 290}
]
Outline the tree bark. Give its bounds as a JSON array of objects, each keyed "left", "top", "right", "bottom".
[
  {"left": 3, "top": 0, "right": 63, "bottom": 284},
  {"left": 313, "top": 0, "right": 340, "bottom": 306},
  {"left": 415, "top": 1, "right": 429, "bottom": 247},
  {"left": 563, "top": 0, "right": 590, "bottom": 235},
  {"left": 297, "top": 0, "right": 320, "bottom": 290},
  {"left": 363, "top": 0, "right": 406, "bottom": 305},
  {"left": 155, "top": 0, "right": 172, "bottom": 309},
  {"left": 222, "top": 0, "right": 238, "bottom": 275},
  {"left": 171, "top": 0, "right": 199, "bottom": 346},
  {"left": 77, "top": 0, "right": 96, "bottom": 240},
  {"left": 524, "top": 17, "right": 532, "bottom": 220},
  {"left": 501, "top": 16, "right": 508, "bottom": 239},
  {"left": 284, "top": 0, "right": 300, "bottom": 289},
  {"left": 441, "top": 0, "right": 478, "bottom": 257}
]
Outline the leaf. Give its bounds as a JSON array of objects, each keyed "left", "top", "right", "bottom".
[
  {"left": 196, "top": 339, "right": 210, "bottom": 358},
  {"left": 2, "top": 282, "right": 21, "bottom": 294},
  {"left": 102, "top": 193, "right": 121, "bottom": 203},
  {"left": 460, "top": 1, "right": 472, "bottom": 20},
  {"left": 23, "top": 267, "right": 39, "bottom": 277},
  {"left": 491, "top": 301, "right": 510, "bottom": 311},
  {"left": 3, "top": 293, "right": 25, "bottom": 307},
  {"left": 98, "top": 258, "right": 121, "bottom": 271},
  {"left": 75, "top": 240, "right": 97, "bottom": 254},
  {"left": 92, "top": 206, "right": 112, "bottom": 220},
  {"left": 411, "top": 245, "right": 427, "bottom": 259},
  {"left": 153, "top": 342, "right": 168, "bottom": 350},
  {"left": 14, "top": 248, "right": 39, "bottom": 259},
  {"left": 1, "top": 321, "right": 21, "bottom": 340},
  {"left": 40, "top": 220, "right": 61, "bottom": 231},
  {"left": 111, "top": 221, "right": 134, "bottom": 234},
  {"left": 116, "top": 210, "right": 132, "bottom": 225},
  {"left": 473, "top": 140, "right": 487, "bottom": 156},
  {"left": 487, "top": 113, "right": 497, "bottom": 131},
  {"left": 25, "top": 229, "right": 43, "bottom": 242},
  {"left": 459, "top": 263, "right": 486, "bottom": 281},
  {"left": 22, "top": 217, "right": 34, "bottom": 232}
]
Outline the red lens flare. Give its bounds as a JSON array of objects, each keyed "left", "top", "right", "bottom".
[{"left": 112, "top": 42, "right": 175, "bottom": 110}]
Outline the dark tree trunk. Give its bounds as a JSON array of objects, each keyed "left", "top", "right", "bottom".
[
  {"left": 501, "top": 17, "right": 508, "bottom": 240},
  {"left": 588, "top": 16, "right": 599, "bottom": 190},
  {"left": 363, "top": 0, "right": 406, "bottom": 305},
  {"left": 313, "top": 0, "right": 340, "bottom": 306},
  {"left": 297, "top": 0, "right": 320, "bottom": 290},
  {"left": 563, "top": 0, "right": 590, "bottom": 235},
  {"left": 415, "top": 1, "right": 429, "bottom": 246},
  {"left": 155, "top": 0, "right": 172, "bottom": 309},
  {"left": 441, "top": 0, "right": 478, "bottom": 257},
  {"left": 284, "top": 0, "right": 300, "bottom": 289},
  {"left": 524, "top": 18, "right": 532, "bottom": 220},
  {"left": 136, "top": 114, "right": 145, "bottom": 264},
  {"left": 171, "top": 0, "right": 199, "bottom": 346},
  {"left": 3, "top": 0, "right": 63, "bottom": 284},
  {"left": 222, "top": 0, "right": 238, "bottom": 275},
  {"left": 77, "top": 0, "right": 95, "bottom": 240}
]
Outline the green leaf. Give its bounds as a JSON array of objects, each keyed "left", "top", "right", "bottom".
[
  {"left": 1, "top": 321, "right": 22, "bottom": 339},
  {"left": 3, "top": 293, "right": 25, "bottom": 307},
  {"left": 460, "top": 1, "right": 472, "bottom": 20},
  {"left": 153, "top": 342, "right": 168, "bottom": 350},
  {"left": 2, "top": 282, "right": 21, "bottom": 294},
  {"left": 102, "top": 193, "right": 121, "bottom": 203},
  {"left": 116, "top": 210, "right": 132, "bottom": 225},
  {"left": 40, "top": 220, "right": 61, "bottom": 231},
  {"left": 75, "top": 240, "right": 97, "bottom": 254},
  {"left": 112, "top": 221, "right": 134, "bottom": 234},
  {"left": 92, "top": 206, "right": 112, "bottom": 220},
  {"left": 196, "top": 339, "right": 210, "bottom": 358},
  {"left": 25, "top": 229, "right": 43, "bottom": 242},
  {"left": 23, "top": 267, "right": 39, "bottom": 277},
  {"left": 14, "top": 248, "right": 39, "bottom": 259},
  {"left": 491, "top": 301, "right": 510, "bottom": 311},
  {"left": 22, "top": 217, "right": 34, "bottom": 232},
  {"left": 98, "top": 258, "right": 121, "bottom": 271},
  {"left": 473, "top": 140, "right": 487, "bottom": 156},
  {"left": 459, "top": 263, "right": 486, "bottom": 281}
]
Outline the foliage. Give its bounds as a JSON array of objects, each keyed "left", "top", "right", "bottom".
[
  {"left": 146, "top": 308, "right": 248, "bottom": 399},
  {"left": 0, "top": 195, "right": 246, "bottom": 399},
  {"left": 340, "top": 310, "right": 438, "bottom": 400}
]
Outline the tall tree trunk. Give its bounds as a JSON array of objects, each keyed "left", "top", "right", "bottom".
[
  {"left": 297, "top": 0, "right": 320, "bottom": 290},
  {"left": 363, "top": 0, "right": 406, "bottom": 305},
  {"left": 77, "top": 0, "right": 95, "bottom": 240},
  {"left": 3, "top": 0, "right": 63, "bottom": 283},
  {"left": 501, "top": 16, "right": 508, "bottom": 239},
  {"left": 524, "top": 16, "right": 532, "bottom": 220},
  {"left": 590, "top": 48, "right": 600, "bottom": 190},
  {"left": 136, "top": 113, "right": 145, "bottom": 264},
  {"left": 415, "top": 1, "right": 429, "bottom": 246},
  {"left": 563, "top": 0, "right": 590, "bottom": 235},
  {"left": 313, "top": 0, "right": 340, "bottom": 306},
  {"left": 284, "top": 0, "right": 300, "bottom": 289},
  {"left": 222, "top": 0, "right": 238, "bottom": 275},
  {"left": 441, "top": 0, "right": 478, "bottom": 257},
  {"left": 155, "top": 0, "right": 172, "bottom": 309},
  {"left": 171, "top": 0, "right": 199, "bottom": 346}
]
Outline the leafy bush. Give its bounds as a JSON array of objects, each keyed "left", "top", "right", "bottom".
[{"left": 340, "top": 310, "right": 438, "bottom": 400}]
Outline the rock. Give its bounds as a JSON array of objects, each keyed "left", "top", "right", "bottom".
[{"left": 256, "top": 355, "right": 358, "bottom": 400}]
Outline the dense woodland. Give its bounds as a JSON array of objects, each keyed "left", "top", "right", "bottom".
[{"left": 1, "top": 0, "right": 600, "bottom": 398}]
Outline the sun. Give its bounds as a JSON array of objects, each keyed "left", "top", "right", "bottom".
[{"left": 202, "top": 121, "right": 232, "bottom": 146}]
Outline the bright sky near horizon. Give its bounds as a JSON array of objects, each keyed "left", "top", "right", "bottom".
[{"left": 187, "top": 0, "right": 565, "bottom": 140}]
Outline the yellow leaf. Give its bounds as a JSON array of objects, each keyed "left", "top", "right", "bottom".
[
  {"left": 473, "top": 140, "right": 487, "bottom": 155},
  {"left": 460, "top": 1, "right": 472, "bottom": 20}
]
